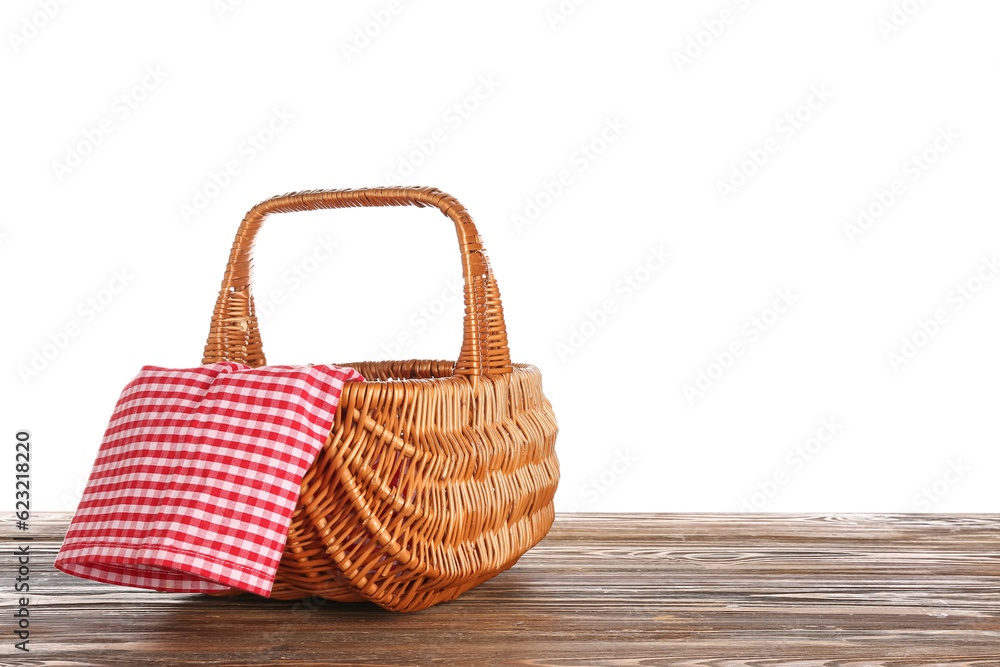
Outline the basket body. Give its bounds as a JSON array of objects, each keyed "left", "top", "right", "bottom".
[
  {"left": 201, "top": 187, "right": 559, "bottom": 611},
  {"left": 254, "top": 359, "right": 558, "bottom": 611}
]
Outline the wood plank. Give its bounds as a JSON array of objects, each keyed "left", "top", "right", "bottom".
[{"left": 3, "top": 513, "right": 999, "bottom": 665}]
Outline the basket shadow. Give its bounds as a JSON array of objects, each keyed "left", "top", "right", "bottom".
[{"left": 142, "top": 584, "right": 518, "bottom": 664}]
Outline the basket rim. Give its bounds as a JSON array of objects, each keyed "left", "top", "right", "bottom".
[{"left": 326, "top": 359, "right": 541, "bottom": 387}]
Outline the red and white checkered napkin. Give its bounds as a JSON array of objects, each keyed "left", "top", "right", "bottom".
[{"left": 54, "top": 361, "right": 364, "bottom": 597}]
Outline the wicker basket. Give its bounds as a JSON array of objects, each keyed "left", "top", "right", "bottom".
[{"left": 200, "top": 187, "right": 559, "bottom": 612}]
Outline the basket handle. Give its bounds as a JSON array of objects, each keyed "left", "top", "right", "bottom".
[{"left": 201, "top": 187, "right": 513, "bottom": 376}]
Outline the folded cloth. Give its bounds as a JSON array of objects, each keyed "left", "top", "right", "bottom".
[{"left": 55, "top": 361, "right": 364, "bottom": 597}]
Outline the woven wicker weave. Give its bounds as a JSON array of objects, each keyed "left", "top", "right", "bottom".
[{"left": 201, "top": 187, "right": 559, "bottom": 612}]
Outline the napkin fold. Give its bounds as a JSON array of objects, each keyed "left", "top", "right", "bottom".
[{"left": 55, "top": 361, "right": 364, "bottom": 597}]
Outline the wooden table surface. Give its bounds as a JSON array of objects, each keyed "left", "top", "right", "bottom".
[{"left": 3, "top": 512, "right": 999, "bottom": 666}]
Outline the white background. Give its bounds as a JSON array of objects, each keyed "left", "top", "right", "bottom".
[{"left": 3, "top": 0, "right": 998, "bottom": 513}]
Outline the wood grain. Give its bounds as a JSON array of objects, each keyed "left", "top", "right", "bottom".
[{"left": 3, "top": 513, "right": 999, "bottom": 666}]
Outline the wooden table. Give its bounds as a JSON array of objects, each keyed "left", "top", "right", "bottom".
[{"left": 5, "top": 513, "right": 999, "bottom": 665}]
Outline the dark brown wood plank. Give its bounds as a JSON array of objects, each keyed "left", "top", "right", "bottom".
[{"left": 3, "top": 513, "right": 999, "bottom": 666}]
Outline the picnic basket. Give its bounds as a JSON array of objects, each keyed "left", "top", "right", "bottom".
[{"left": 201, "top": 186, "right": 559, "bottom": 612}]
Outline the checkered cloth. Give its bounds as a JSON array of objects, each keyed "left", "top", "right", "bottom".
[{"left": 54, "top": 361, "right": 364, "bottom": 597}]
